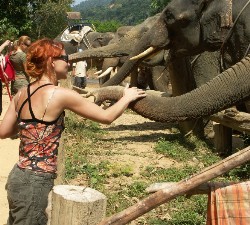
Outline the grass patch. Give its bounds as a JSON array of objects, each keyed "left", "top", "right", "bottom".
[
  {"left": 63, "top": 110, "right": 247, "bottom": 224},
  {"left": 64, "top": 111, "right": 105, "bottom": 180}
]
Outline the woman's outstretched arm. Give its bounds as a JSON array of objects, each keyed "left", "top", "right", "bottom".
[{"left": 59, "top": 85, "right": 146, "bottom": 124}]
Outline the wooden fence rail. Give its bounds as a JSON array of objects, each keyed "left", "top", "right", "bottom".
[{"left": 97, "top": 146, "right": 250, "bottom": 225}]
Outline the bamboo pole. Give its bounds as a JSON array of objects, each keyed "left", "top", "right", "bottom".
[
  {"left": 145, "top": 181, "right": 236, "bottom": 195},
  {"left": 98, "top": 146, "right": 250, "bottom": 225}
]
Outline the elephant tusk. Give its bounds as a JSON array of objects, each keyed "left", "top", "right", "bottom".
[
  {"left": 94, "top": 70, "right": 103, "bottom": 75},
  {"left": 98, "top": 67, "right": 114, "bottom": 78},
  {"left": 130, "top": 47, "right": 156, "bottom": 61}
]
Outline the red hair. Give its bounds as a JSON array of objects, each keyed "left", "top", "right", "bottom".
[{"left": 25, "top": 38, "right": 64, "bottom": 80}]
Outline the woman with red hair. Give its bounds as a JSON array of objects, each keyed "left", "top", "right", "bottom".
[{"left": 0, "top": 38, "right": 146, "bottom": 225}]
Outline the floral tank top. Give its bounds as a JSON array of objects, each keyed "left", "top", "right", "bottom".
[{"left": 17, "top": 83, "right": 65, "bottom": 173}]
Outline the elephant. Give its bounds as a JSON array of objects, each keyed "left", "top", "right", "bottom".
[
  {"left": 54, "top": 27, "right": 115, "bottom": 71},
  {"left": 73, "top": 15, "right": 171, "bottom": 92},
  {"left": 95, "top": 26, "right": 134, "bottom": 84},
  {"left": 69, "top": 14, "right": 161, "bottom": 59},
  {"left": 98, "top": 51, "right": 171, "bottom": 92},
  {"left": 69, "top": 0, "right": 250, "bottom": 119},
  {"left": 69, "top": 0, "right": 250, "bottom": 139},
  {"left": 88, "top": 55, "right": 250, "bottom": 123}
]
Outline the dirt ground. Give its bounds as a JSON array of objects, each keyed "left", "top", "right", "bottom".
[
  {"left": 0, "top": 93, "right": 19, "bottom": 225},
  {"left": 0, "top": 73, "right": 245, "bottom": 224}
]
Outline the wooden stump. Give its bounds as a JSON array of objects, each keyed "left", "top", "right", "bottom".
[{"left": 51, "top": 185, "right": 107, "bottom": 225}]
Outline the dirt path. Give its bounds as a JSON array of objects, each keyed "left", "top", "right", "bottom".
[{"left": 0, "top": 94, "right": 19, "bottom": 225}]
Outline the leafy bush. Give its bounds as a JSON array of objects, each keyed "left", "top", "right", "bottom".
[{"left": 91, "top": 20, "right": 123, "bottom": 32}]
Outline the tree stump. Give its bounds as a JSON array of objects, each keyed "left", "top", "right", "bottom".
[{"left": 51, "top": 185, "right": 107, "bottom": 225}]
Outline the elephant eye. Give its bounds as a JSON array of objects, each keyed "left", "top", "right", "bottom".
[{"left": 165, "top": 10, "right": 175, "bottom": 24}]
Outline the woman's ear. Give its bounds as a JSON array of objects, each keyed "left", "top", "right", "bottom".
[{"left": 49, "top": 57, "right": 55, "bottom": 67}]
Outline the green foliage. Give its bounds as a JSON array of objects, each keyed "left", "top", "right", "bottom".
[
  {"left": 91, "top": 20, "right": 123, "bottom": 32},
  {"left": 64, "top": 111, "right": 105, "bottom": 182},
  {"left": 227, "top": 163, "right": 250, "bottom": 180},
  {"left": 0, "top": 0, "right": 72, "bottom": 41},
  {"left": 73, "top": 0, "right": 151, "bottom": 26},
  {"left": 155, "top": 135, "right": 219, "bottom": 166},
  {"left": 150, "top": 0, "right": 172, "bottom": 15},
  {"left": 65, "top": 111, "right": 103, "bottom": 138},
  {"left": 0, "top": 18, "right": 19, "bottom": 42},
  {"left": 107, "top": 163, "right": 133, "bottom": 177},
  {"left": 143, "top": 165, "right": 199, "bottom": 182},
  {"left": 33, "top": 1, "right": 71, "bottom": 39}
]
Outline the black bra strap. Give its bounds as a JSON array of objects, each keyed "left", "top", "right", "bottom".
[{"left": 18, "top": 83, "right": 53, "bottom": 119}]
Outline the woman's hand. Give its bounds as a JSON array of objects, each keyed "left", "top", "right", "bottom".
[
  {"left": 123, "top": 83, "right": 147, "bottom": 102},
  {"left": 2, "top": 40, "right": 11, "bottom": 48}
]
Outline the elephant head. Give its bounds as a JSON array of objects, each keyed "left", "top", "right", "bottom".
[{"left": 93, "top": 0, "right": 249, "bottom": 87}]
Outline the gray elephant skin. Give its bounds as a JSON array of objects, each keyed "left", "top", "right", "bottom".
[{"left": 71, "top": 0, "right": 250, "bottom": 125}]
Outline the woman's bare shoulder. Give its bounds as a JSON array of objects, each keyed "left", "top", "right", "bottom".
[{"left": 54, "top": 86, "right": 83, "bottom": 101}]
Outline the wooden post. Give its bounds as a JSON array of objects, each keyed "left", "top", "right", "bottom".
[
  {"left": 213, "top": 122, "right": 232, "bottom": 155},
  {"left": 98, "top": 146, "right": 250, "bottom": 225},
  {"left": 51, "top": 185, "right": 107, "bottom": 225}
]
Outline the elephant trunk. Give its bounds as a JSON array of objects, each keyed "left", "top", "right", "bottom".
[
  {"left": 92, "top": 56, "right": 250, "bottom": 122},
  {"left": 102, "top": 18, "right": 170, "bottom": 87},
  {"left": 68, "top": 43, "right": 129, "bottom": 63}
]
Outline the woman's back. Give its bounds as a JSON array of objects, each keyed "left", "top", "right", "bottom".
[
  {"left": 10, "top": 51, "right": 26, "bottom": 72},
  {"left": 16, "top": 82, "right": 64, "bottom": 122},
  {"left": 16, "top": 82, "right": 65, "bottom": 173}
]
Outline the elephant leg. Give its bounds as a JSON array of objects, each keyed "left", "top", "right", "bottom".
[
  {"left": 130, "top": 67, "right": 139, "bottom": 87},
  {"left": 169, "top": 56, "right": 204, "bottom": 137},
  {"left": 151, "top": 66, "right": 171, "bottom": 93}
]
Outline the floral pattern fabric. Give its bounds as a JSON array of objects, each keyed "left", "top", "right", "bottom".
[{"left": 17, "top": 114, "right": 64, "bottom": 173}]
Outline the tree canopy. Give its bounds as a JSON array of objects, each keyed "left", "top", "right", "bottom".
[
  {"left": 0, "top": 0, "right": 72, "bottom": 43},
  {"left": 73, "top": 0, "right": 151, "bottom": 27},
  {"left": 0, "top": 0, "right": 172, "bottom": 43},
  {"left": 72, "top": 0, "right": 172, "bottom": 32},
  {"left": 150, "top": 0, "right": 172, "bottom": 15}
]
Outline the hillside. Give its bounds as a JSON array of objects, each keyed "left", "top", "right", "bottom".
[{"left": 72, "top": 0, "right": 152, "bottom": 25}]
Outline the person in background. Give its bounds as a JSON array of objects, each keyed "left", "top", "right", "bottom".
[
  {"left": 72, "top": 48, "right": 88, "bottom": 88},
  {"left": 9, "top": 35, "right": 31, "bottom": 94},
  {"left": 0, "top": 40, "right": 12, "bottom": 115},
  {"left": 0, "top": 38, "right": 146, "bottom": 225},
  {"left": 0, "top": 40, "right": 11, "bottom": 53}
]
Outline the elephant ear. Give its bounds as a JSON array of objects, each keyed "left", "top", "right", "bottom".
[{"left": 200, "top": 0, "right": 233, "bottom": 49}]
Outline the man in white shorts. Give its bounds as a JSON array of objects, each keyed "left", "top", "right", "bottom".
[{"left": 72, "top": 48, "right": 88, "bottom": 88}]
